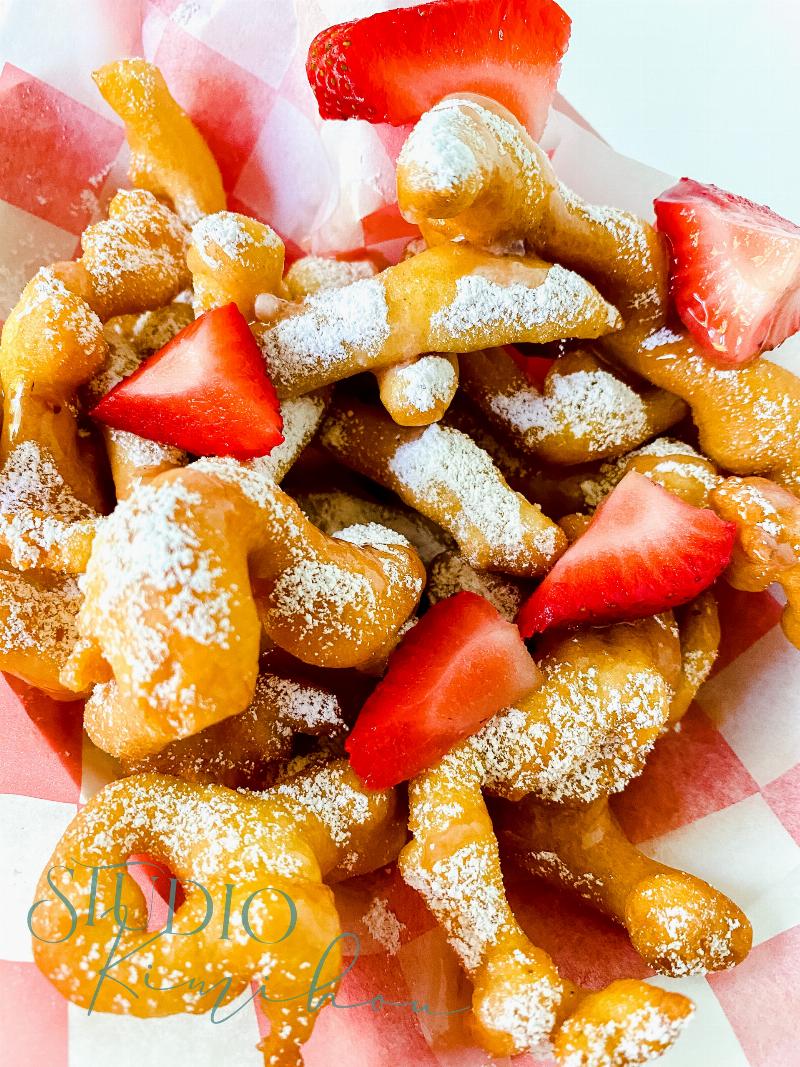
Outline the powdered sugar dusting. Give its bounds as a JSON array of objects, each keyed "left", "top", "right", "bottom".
[
  {"left": 190, "top": 211, "right": 280, "bottom": 270},
  {"left": 15, "top": 267, "right": 102, "bottom": 350},
  {"left": 398, "top": 106, "right": 479, "bottom": 194},
  {"left": 296, "top": 491, "right": 452, "bottom": 565},
  {"left": 362, "top": 897, "right": 405, "bottom": 956},
  {"left": 285, "top": 256, "right": 377, "bottom": 300},
  {"left": 390, "top": 355, "right": 457, "bottom": 414},
  {"left": 428, "top": 266, "right": 620, "bottom": 345},
  {"left": 472, "top": 660, "right": 670, "bottom": 803},
  {"left": 389, "top": 422, "right": 558, "bottom": 567},
  {"left": 403, "top": 840, "right": 507, "bottom": 971},
  {"left": 81, "top": 479, "right": 235, "bottom": 711},
  {"left": 260, "top": 277, "right": 390, "bottom": 389},
  {"left": 0, "top": 441, "right": 95, "bottom": 568},
  {"left": 272, "top": 760, "right": 371, "bottom": 850},
  {"left": 0, "top": 570, "right": 82, "bottom": 659},
  {"left": 559, "top": 1002, "right": 692, "bottom": 1066},
  {"left": 489, "top": 369, "right": 648, "bottom": 455},
  {"left": 427, "top": 551, "right": 523, "bottom": 621}
]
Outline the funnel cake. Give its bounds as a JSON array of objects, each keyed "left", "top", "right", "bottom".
[
  {"left": 426, "top": 549, "right": 526, "bottom": 621},
  {"left": 116, "top": 669, "right": 345, "bottom": 788},
  {"left": 460, "top": 346, "right": 687, "bottom": 464},
  {"left": 269, "top": 247, "right": 459, "bottom": 426},
  {"left": 295, "top": 489, "right": 453, "bottom": 565},
  {"left": 0, "top": 567, "right": 84, "bottom": 699},
  {"left": 31, "top": 759, "right": 406, "bottom": 1067},
  {"left": 496, "top": 589, "right": 749, "bottom": 979},
  {"left": 711, "top": 476, "right": 800, "bottom": 649},
  {"left": 53, "top": 189, "right": 190, "bottom": 322},
  {"left": 443, "top": 392, "right": 596, "bottom": 517},
  {"left": 403, "top": 757, "right": 692, "bottom": 1062},
  {"left": 93, "top": 59, "right": 225, "bottom": 224},
  {"left": 498, "top": 796, "right": 751, "bottom": 979},
  {"left": 398, "top": 94, "right": 800, "bottom": 492},
  {"left": 399, "top": 602, "right": 745, "bottom": 1060},
  {"left": 64, "top": 463, "right": 424, "bottom": 759},
  {"left": 0, "top": 270, "right": 107, "bottom": 693},
  {"left": 320, "top": 395, "right": 567, "bottom": 576},
  {"left": 254, "top": 242, "right": 621, "bottom": 399},
  {"left": 399, "top": 617, "right": 683, "bottom": 1052},
  {"left": 188, "top": 211, "right": 286, "bottom": 317}
]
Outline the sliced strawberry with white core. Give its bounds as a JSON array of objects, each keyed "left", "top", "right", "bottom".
[
  {"left": 517, "top": 471, "right": 736, "bottom": 636},
  {"left": 655, "top": 178, "right": 800, "bottom": 366},
  {"left": 306, "top": 0, "right": 571, "bottom": 138},
  {"left": 346, "top": 591, "right": 541, "bottom": 789}
]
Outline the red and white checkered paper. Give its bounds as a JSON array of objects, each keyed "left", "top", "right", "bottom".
[{"left": 1, "top": 2, "right": 799, "bottom": 1064}]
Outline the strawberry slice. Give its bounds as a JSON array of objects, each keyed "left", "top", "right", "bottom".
[
  {"left": 655, "top": 178, "right": 800, "bottom": 366},
  {"left": 505, "top": 344, "right": 555, "bottom": 391},
  {"left": 517, "top": 472, "right": 735, "bottom": 636},
  {"left": 91, "top": 303, "right": 283, "bottom": 459},
  {"left": 306, "top": 0, "right": 571, "bottom": 138},
  {"left": 346, "top": 591, "right": 540, "bottom": 789}
]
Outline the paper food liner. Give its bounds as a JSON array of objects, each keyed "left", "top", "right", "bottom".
[{"left": 1, "top": 2, "right": 799, "bottom": 1065}]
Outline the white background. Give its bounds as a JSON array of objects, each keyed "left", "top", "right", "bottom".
[{"left": 559, "top": 0, "right": 800, "bottom": 221}]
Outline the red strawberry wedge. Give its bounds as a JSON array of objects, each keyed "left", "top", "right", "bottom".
[
  {"left": 517, "top": 472, "right": 736, "bottom": 636},
  {"left": 306, "top": 0, "right": 571, "bottom": 138},
  {"left": 346, "top": 591, "right": 541, "bottom": 789},
  {"left": 91, "top": 303, "right": 284, "bottom": 460},
  {"left": 655, "top": 178, "right": 800, "bottom": 367},
  {"left": 505, "top": 344, "right": 555, "bottom": 392}
]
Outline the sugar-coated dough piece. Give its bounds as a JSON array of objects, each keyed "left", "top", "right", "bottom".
[
  {"left": 320, "top": 395, "right": 567, "bottom": 577},
  {"left": 669, "top": 590, "right": 721, "bottom": 724},
  {"left": 443, "top": 394, "right": 596, "bottom": 517},
  {"left": 473, "top": 616, "right": 681, "bottom": 804},
  {"left": 295, "top": 489, "right": 454, "bottom": 565},
  {"left": 188, "top": 211, "right": 286, "bottom": 317},
  {"left": 0, "top": 441, "right": 98, "bottom": 574},
  {"left": 114, "top": 670, "right": 345, "bottom": 787},
  {"left": 0, "top": 566, "right": 84, "bottom": 699},
  {"left": 399, "top": 611, "right": 717, "bottom": 1057},
  {"left": 613, "top": 332, "right": 800, "bottom": 496},
  {"left": 376, "top": 352, "right": 461, "bottom": 426},
  {"left": 426, "top": 550, "right": 525, "bottom": 621},
  {"left": 53, "top": 190, "right": 190, "bottom": 321},
  {"left": 497, "top": 795, "right": 751, "bottom": 979},
  {"left": 399, "top": 94, "right": 800, "bottom": 492},
  {"left": 31, "top": 760, "right": 406, "bottom": 1067},
  {"left": 0, "top": 267, "right": 107, "bottom": 586},
  {"left": 254, "top": 242, "right": 621, "bottom": 399},
  {"left": 460, "top": 346, "right": 687, "bottom": 464},
  {"left": 287, "top": 252, "right": 461, "bottom": 426},
  {"left": 63, "top": 464, "right": 424, "bottom": 758},
  {"left": 93, "top": 59, "right": 225, "bottom": 224},
  {"left": 283, "top": 250, "right": 458, "bottom": 426},
  {"left": 711, "top": 476, "right": 800, "bottom": 649},
  {"left": 397, "top": 94, "right": 668, "bottom": 333},
  {"left": 551, "top": 981, "right": 694, "bottom": 1067},
  {"left": 284, "top": 255, "right": 379, "bottom": 301},
  {"left": 401, "top": 731, "right": 692, "bottom": 1061}
]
